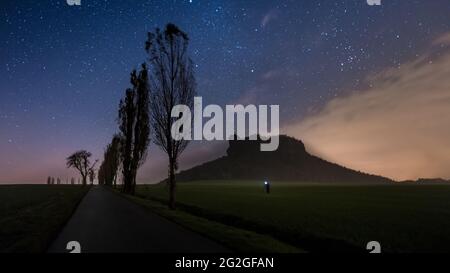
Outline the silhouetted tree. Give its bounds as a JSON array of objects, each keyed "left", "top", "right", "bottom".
[
  {"left": 118, "top": 65, "right": 150, "bottom": 195},
  {"left": 89, "top": 169, "right": 95, "bottom": 185},
  {"left": 99, "top": 135, "right": 122, "bottom": 187},
  {"left": 71, "top": 177, "right": 75, "bottom": 185},
  {"left": 47, "top": 176, "right": 51, "bottom": 185},
  {"left": 98, "top": 163, "right": 105, "bottom": 185},
  {"left": 145, "top": 23, "right": 196, "bottom": 209},
  {"left": 66, "top": 150, "right": 97, "bottom": 186},
  {"left": 51, "top": 177, "right": 55, "bottom": 185},
  {"left": 109, "top": 135, "right": 122, "bottom": 186}
]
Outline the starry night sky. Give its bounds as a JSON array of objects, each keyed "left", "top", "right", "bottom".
[{"left": 1, "top": 0, "right": 449, "bottom": 183}]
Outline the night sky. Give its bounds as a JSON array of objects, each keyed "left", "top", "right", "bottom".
[{"left": 1, "top": 0, "right": 449, "bottom": 183}]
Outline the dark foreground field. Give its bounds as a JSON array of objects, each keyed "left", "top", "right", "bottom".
[
  {"left": 0, "top": 185, "right": 89, "bottom": 252},
  {"left": 136, "top": 181, "right": 450, "bottom": 253}
]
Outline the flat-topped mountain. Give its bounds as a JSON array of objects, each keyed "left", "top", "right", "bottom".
[{"left": 175, "top": 135, "right": 393, "bottom": 184}]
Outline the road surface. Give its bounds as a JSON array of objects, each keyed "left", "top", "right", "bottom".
[{"left": 48, "top": 186, "right": 228, "bottom": 253}]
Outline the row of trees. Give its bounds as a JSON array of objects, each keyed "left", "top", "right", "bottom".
[
  {"left": 46, "top": 177, "right": 90, "bottom": 185},
  {"left": 118, "top": 64, "right": 151, "bottom": 195},
  {"left": 97, "top": 135, "right": 121, "bottom": 187},
  {"left": 47, "top": 177, "right": 61, "bottom": 185},
  {"left": 66, "top": 24, "right": 196, "bottom": 210}
]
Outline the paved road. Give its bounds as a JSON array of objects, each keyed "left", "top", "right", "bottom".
[{"left": 48, "top": 186, "right": 228, "bottom": 253}]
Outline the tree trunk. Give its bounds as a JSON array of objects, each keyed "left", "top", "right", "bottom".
[
  {"left": 168, "top": 158, "right": 176, "bottom": 210},
  {"left": 82, "top": 175, "right": 87, "bottom": 186},
  {"left": 130, "top": 170, "right": 137, "bottom": 195},
  {"left": 123, "top": 171, "right": 132, "bottom": 194},
  {"left": 122, "top": 168, "right": 136, "bottom": 195}
]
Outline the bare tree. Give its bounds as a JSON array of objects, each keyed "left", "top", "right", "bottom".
[
  {"left": 66, "top": 150, "right": 97, "bottom": 186},
  {"left": 118, "top": 65, "right": 150, "bottom": 195},
  {"left": 145, "top": 23, "right": 196, "bottom": 209}
]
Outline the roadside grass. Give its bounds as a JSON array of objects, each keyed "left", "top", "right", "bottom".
[
  {"left": 135, "top": 181, "right": 450, "bottom": 253},
  {"left": 118, "top": 192, "right": 303, "bottom": 253},
  {"left": 0, "top": 185, "right": 90, "bottom": 252}
]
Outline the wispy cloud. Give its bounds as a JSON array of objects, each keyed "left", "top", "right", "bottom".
[
  {"left": 261, "top": 9, "right": 279, "bottom": 29},
  {"left": 285, "top": 33, "right": 450, "bottom": 181}
]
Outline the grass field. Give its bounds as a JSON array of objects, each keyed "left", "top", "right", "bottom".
[
  {"left": 0, "top": 185, "right": 89, "bottom": 252},
  {"left": 136, "top": 181, "right": 450, "bottom": 253}
]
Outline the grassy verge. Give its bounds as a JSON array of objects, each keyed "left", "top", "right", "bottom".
[
  {"left": 135, "top": 181, "right": 450, "bottom": 253},
  {"left": 119, "top": 192, "right": 303, "bottom": 253},
  {"left": 0, "top": 185, "right": 90, "bottom": 252}
]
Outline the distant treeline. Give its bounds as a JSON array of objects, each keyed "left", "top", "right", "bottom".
[{"left": 46, "top": 176, "right": 83, "bottom": 185}]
